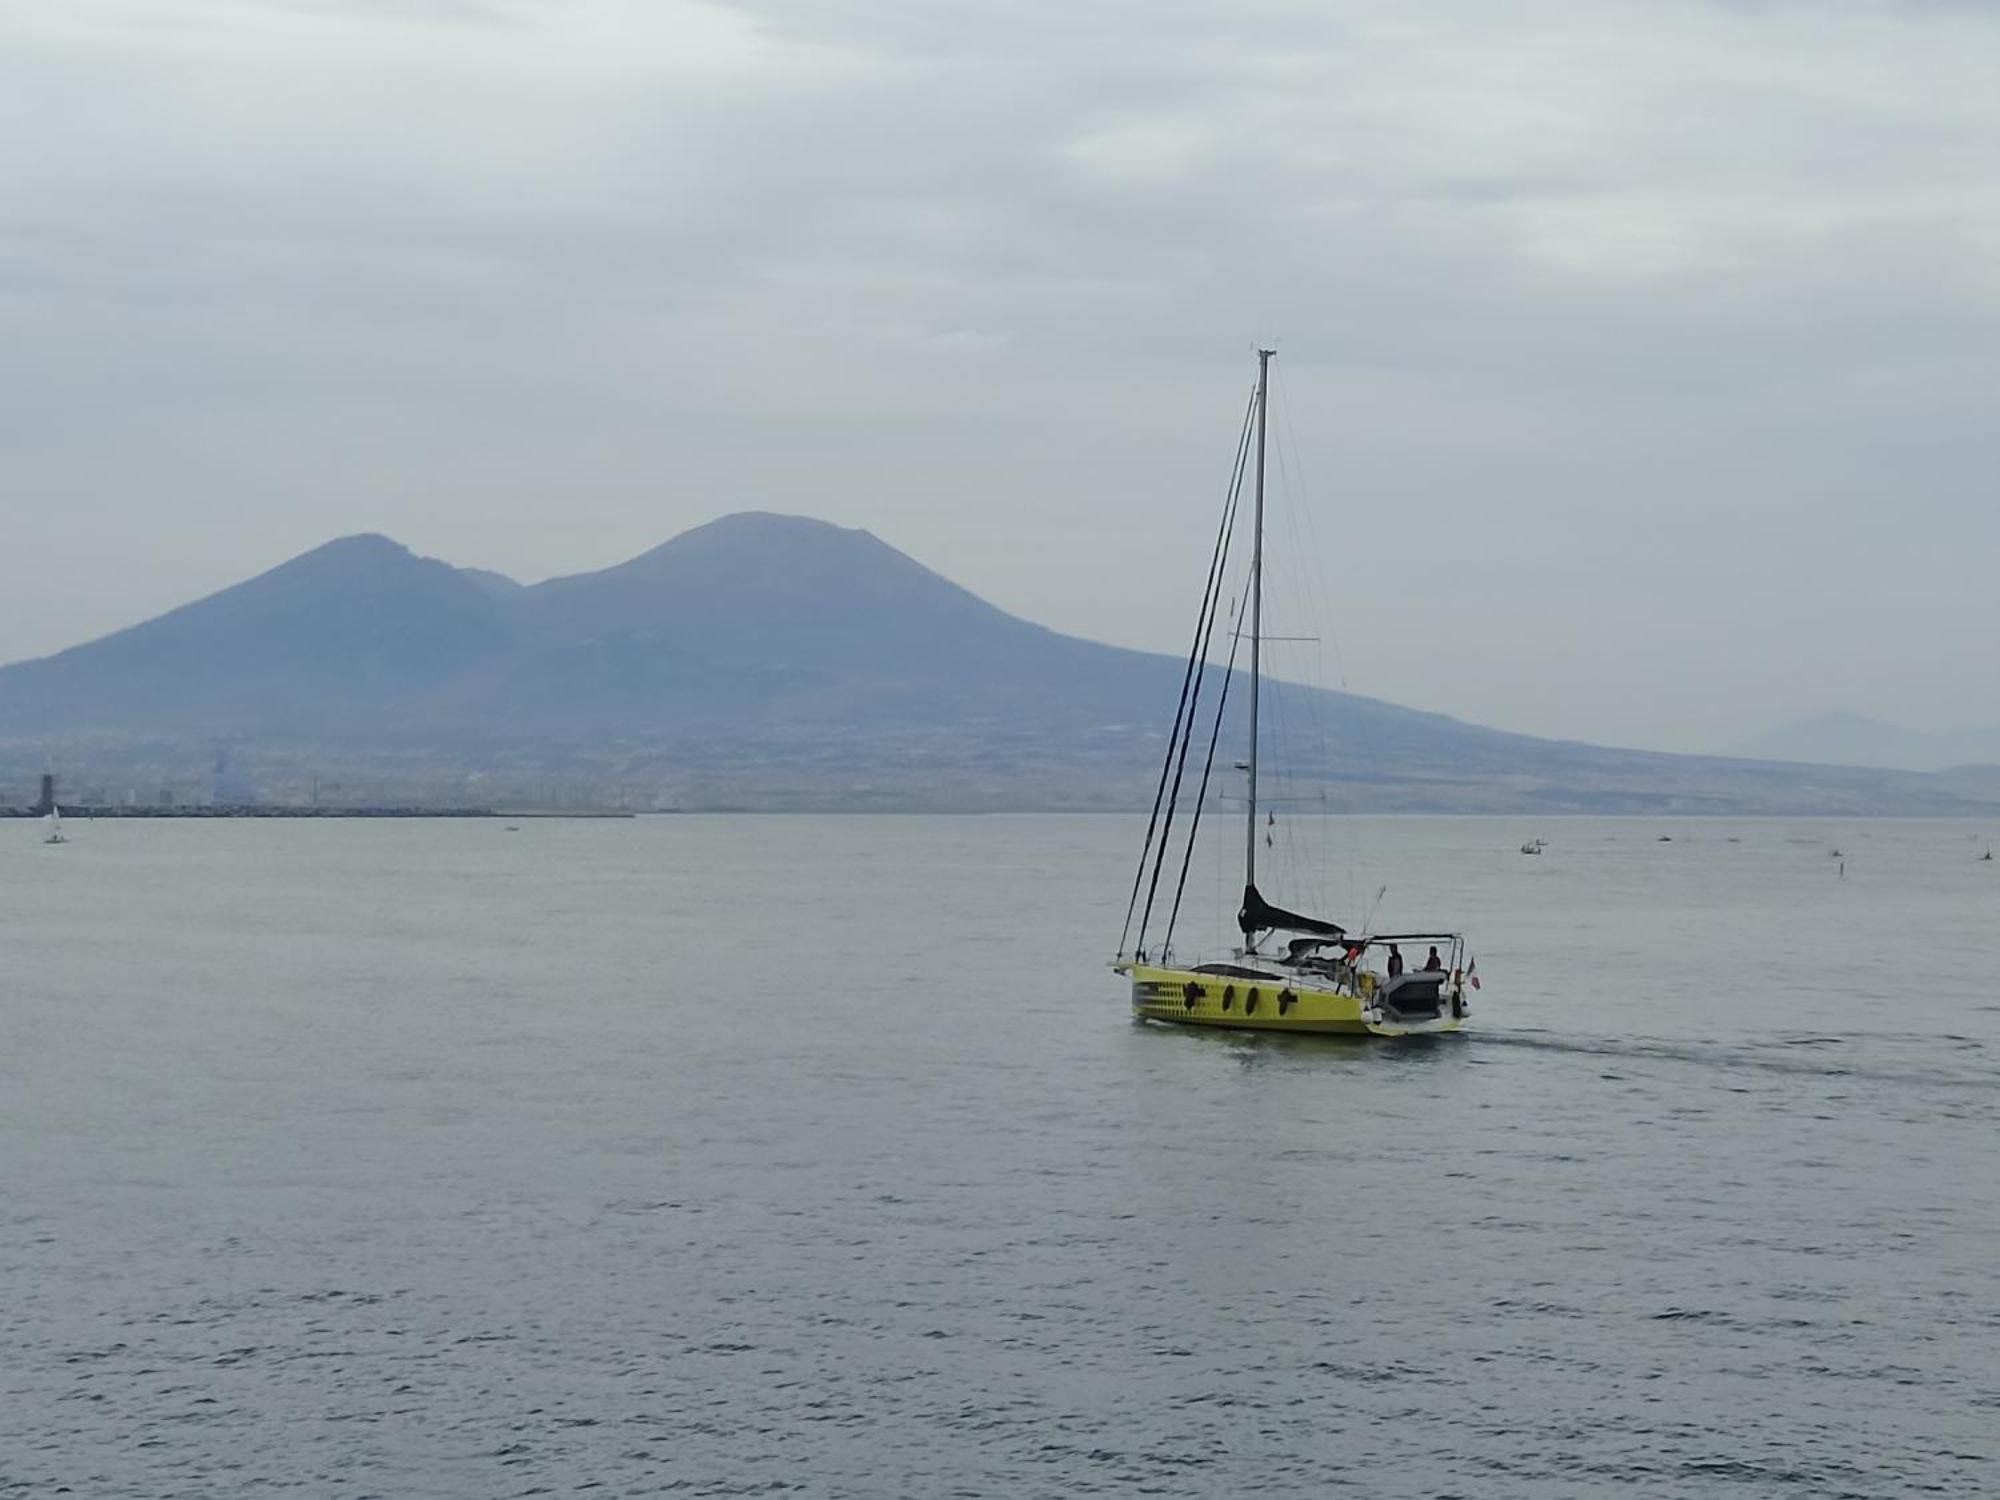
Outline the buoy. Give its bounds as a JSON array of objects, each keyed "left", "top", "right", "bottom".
[
  {"left": 1182, "top": 981, "right": 1202, "bottom": 1009},
  {"left": 1278, "top": 990, "right": 1296, "bottom": 1016},
  {"left": 1245, "top": 990, "right": 1260, "bottom": 1015},
  {"left": 1222, "top": 986, "right": 1235, "bottom": 1011}
]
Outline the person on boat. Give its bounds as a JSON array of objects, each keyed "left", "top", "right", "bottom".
[
  {"left": 1424, "top": 946, "right": 1443, "bottom": 972},
  {"left": 1386, "top": 944, "right": 1404, "bottom": 978}
]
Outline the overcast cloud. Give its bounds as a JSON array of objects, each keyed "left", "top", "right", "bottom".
[{"left": 2, "top": 0, "right": 1997, "bottom": 751}]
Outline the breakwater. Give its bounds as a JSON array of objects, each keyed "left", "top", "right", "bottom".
[{"left": 1, "top": 805, "right": 494, "bottom": 818}]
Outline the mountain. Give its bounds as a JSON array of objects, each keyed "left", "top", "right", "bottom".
[
  {"left": 474, "top": 511, "right": 1143, "bottom": 735},
  {"left": 0, "top": 534, "right": 516, "bottom": 740},
  {"left": 2, "top": 514, "right": 1994, "bottom": 813},
  {"left": 1732, "top": 712, "right": 2000, "bottom": 774},
  {"left": 1934, "top": 763, "right": 2000, "bottom": 804},
  {"left": 458, "top": 567, "right": 528, "bottom": 601}
]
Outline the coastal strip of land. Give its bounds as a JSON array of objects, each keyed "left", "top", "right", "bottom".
[{"left": 1, "top": 805, "right": 638, "bottom": 819}]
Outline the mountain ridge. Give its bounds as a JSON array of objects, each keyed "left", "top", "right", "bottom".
[
  {"left": 1731, "top": 711, "right": 2000, "bottom": 773},
  {"left": 1, "top": 515, "right": 1993, "bottom": 813}
]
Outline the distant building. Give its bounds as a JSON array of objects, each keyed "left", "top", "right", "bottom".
[{"left": 212, "top": 748, "right": 254, "bottom": 805}]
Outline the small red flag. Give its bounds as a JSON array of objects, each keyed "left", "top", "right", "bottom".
[{"left": 1468, "top": 956, "right": 1481, "bottom": 991}]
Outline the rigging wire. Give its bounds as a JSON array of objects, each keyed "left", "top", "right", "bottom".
[
  {"left": 1162, "top": 584, "right": 1246, "bottom": 954},
  {"left": 1236, "top": 365, "right": 1321, "bottom": 922},
  {"left": 1267, "top": 379, "right": 1326, "bottom": 917},
  {"left": 1136, "top": 432, "right": 1252, "bottom": 957},
  {"left": 1277, "top": 366, "right": 1378, "bottom": 923},
  {"left": 1118, "top": 386, "right": 1257, "bottom": 958}
]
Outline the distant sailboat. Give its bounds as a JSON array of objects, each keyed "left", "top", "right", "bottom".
[{"left": 43, "top": 804, "right": 67, "bottom": 845}]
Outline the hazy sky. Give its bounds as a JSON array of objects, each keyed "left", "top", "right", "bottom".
[{"left": 4, "top": 0, "right": 1997, "bottom": 753}]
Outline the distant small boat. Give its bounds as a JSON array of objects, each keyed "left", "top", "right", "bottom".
[
  {"left": 1520, "top": 838, "right": 1545, "bottom": 855},
  {"left": 1829, "top": 848, "right": 1843, "bottom": 858},
  {"left": 1983, "top": 848, "right": 1993, "bottom": 862},
  {"left": 43, "top": 805, "right": 67, "bottom": 845},
  {"left": 1657, "top": 835, "right": 1672, "bottom": 843}
]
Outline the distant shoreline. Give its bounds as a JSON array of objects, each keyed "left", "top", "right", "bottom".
[
  {"left": 0, "top": 806, "right": 637, "bottom": 819},
  {"left": 5, "top": 805, "right": 1986, "bottom": 821}
]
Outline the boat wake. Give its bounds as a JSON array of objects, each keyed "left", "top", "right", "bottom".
[{"left": 1470, "top": 1028, "right": 1996, "bottom": 1091}]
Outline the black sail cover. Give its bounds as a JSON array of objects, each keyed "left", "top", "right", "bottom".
[{"left": 1238, "top": 884, "right": 1347, "bottom": 940}]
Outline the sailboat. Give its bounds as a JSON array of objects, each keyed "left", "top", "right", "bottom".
[
  {"left": 1112, "top": 350, "right": 1474, "bottom": 1036},
  {"left": 43, "top": 804, "right": 67, "bottom": 845}
]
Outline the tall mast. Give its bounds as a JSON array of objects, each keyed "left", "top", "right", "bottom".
[{"left": 1245, "top": 347, "right": 1272, "bottom": 898}]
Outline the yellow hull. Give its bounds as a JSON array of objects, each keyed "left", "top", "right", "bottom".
[{"left": 1122, "top": 964, "right": 1464, "bottom": 1038}]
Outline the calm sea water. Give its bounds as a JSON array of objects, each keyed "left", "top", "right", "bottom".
[{"left": 2, "top": 815, "right": 1995, "bottom": 1497}]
